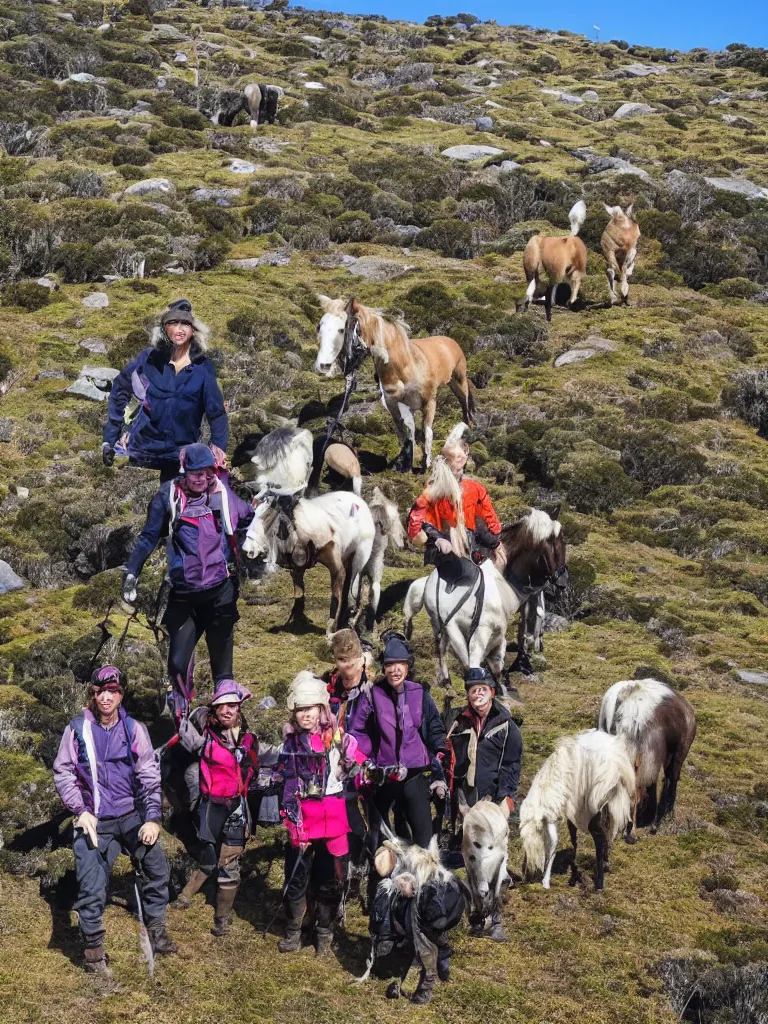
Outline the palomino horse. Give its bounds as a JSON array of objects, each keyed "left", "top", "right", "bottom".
[
  {"left": 314, "top": 296, "right": 474, "bottom": 472},
  {"left": 598, "top": 677, "right": 696, "bottom": 841},
  {"left": 242, "top": 490, "right": 375, "bottom": 634},
  {"left": 403, "top": 509, "right": 567, "bottom": 687},
  {"left": 601, "top": 204, "right": 641, "bottom": 307}
]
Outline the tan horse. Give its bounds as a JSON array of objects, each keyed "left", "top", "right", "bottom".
[
  {"left": 315, "top": 296, "right": 473, "bottom": 472},
  {"left": 522, "top": 200, "right": 588, "bottom": 322},
  {"left": 601, "top": 204, "right": 641, "bottom": 306}
]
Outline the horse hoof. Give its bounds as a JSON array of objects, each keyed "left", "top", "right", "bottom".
[
  {"left": 650, "top": 825, "right": 658, "bottom": 835},
  {"left": 386, "top": 982, "right": 401, "bottom": 1000},
  {"left": 624, "top": 833, "right": 638, "bottom": 846}
]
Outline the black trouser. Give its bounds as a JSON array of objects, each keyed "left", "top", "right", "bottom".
[
  {"left": 372, "top": 771, "right": 432, "bottom": 849},
  {"left": 195, "top": 797, "right": 247, "bottom": 886},
  {"left": 283, "top": 842, "right": 348, "bottom": 905},
  {"left": 164, "top": 579, "right": 239, "bottom": 686},
  {"left": 73, "top": 810, "right": 169, "bottom": 946}
]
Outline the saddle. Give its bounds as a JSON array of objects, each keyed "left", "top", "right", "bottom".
[{"left": 435, "top": 553, "right": 480, "bottom": 593}]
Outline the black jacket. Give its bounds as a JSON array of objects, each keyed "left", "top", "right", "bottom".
[{"left": 448, "top": 700, "right": 522, "bottom": 803}]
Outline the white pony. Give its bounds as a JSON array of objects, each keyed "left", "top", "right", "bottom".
[
  {"left": 519, "top": 730, "right": 635, "bottom": 891},
  {"left": 242, "top": 490, "right": 375, "bottom": 634},
  {"left": 458, "top": 794, "right": 510, "bottom": 941},
  {"left": 404, "top": 505, "right": 565, "bottom": 688}
]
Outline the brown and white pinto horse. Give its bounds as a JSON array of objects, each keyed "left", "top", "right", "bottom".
[
  {"left": 314, "top": 296, "right": 473, "bottom": 472},
  {"left": 598, "top": 678, "right": 696, "bottom": 841}
]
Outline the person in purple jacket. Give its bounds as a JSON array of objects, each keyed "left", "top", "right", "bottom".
[
  {"left": 102, "top": 298, "right": 228, "bottom": 483},
  {"left": 52, "top": 666, "right": 177, "bottom": 976},
  {"left": 122, "top": 444, "right": 255, "bottom": 717},
  {"left": 350, "top": 634, "right": 447, "bottom": 850}
]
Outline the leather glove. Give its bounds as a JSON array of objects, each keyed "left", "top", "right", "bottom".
[
  {"left": 101, "top": 442, "right": 115, "bottom": 467},
  {"left": 138, "top": 821, "right": 160, "bottom": 846},
  {"left": 430, "top": 779, "right": 447, "bottom": 800},
  {"left": 75, "top": 811, "right": 99, "bottom": 848},
  {"left": 435, "top": 537, "right": 453, "bottom": 555},
  {"left": 178, "top": 715, "right": 205, "bottom": 753},
  {"left": 363, "top": 761, "right": 386, "bottom": 787},
  {"left": 121, "top": 571, "right": 138, "bottom": 609}
]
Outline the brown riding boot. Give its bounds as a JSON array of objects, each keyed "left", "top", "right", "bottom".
[
  {"left": 173, "top": 869, "right": 210, "bottom": 910},
  {"left": 278, "top": 898, "right": 306, "bottom": 953},
  {"left": 211, "top": 884, "right": 238, "bottom": 937},
  {"left": 83, "top": 944, "right": 113, "bottom": 978}
]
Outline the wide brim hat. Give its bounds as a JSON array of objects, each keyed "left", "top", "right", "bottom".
[
  {"left": 211, "top": 679, "right": 253, "bottom": 706},
  {"left": 287, "top": 671, "right": 330, "bottom": 710}
]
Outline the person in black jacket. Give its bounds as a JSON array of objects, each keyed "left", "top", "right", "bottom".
[
  {"left": 103, "top": 299, "right": 228, "bottom": 482},
  {"left": 447, "top": 667, "right": 522, "bottom": 818}
]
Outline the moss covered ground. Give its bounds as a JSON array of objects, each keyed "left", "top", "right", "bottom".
[{"left": 0, "top": 2, "right": 767, "bottom": 1021}]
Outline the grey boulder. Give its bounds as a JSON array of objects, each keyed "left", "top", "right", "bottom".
[
  {"left": 81, "top": 292, "right": 109, "bottom": 309},
  {"left": 704, "top": 177, "right": 768, "bottom": 199},
  {"left": 0, "top": 560, "right": 25, "bottom": 594},
  {"left": 613, "top": 102, "right": 655, "bottom": 120},
  {"left": 124, "top": 177, "right": 176, "bottom": 197},
  {"left": 441, "top": 144, "right": 504, "bottom": 161}
]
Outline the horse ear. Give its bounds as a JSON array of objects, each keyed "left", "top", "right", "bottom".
[
  {"left": 428, "top": 834, "right": 442, "bottom": 862},
  {"left": 317, "top": 294, "right": 334, "bottom": 313},
  {"left": 604, "top": 204, "right": 621, "bottom": 218},
  {"left": 625, "top": 203, "right": 634, "bottom": 218},
  {"left": 350, "top": 297, "right": 360, "bottom": 314},
  {"left": 550, "top": 503, "right": 561, "bottom": 521}
]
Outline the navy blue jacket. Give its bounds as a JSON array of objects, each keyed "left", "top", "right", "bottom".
[
  {"left": 448, "top": 700, "right": 521, "bottom": 803},
  {"left": 104, "top": 345, "right": 228, "bottom": 467}
]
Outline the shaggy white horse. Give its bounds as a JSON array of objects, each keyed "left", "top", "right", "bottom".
[
  {"left": 458, "top": 794, "right": 510, "bottom": 940},
  {"left": 243, "top": 490, "right": 375, "bottom": 634},
  {"left": 519, "top": 730, "right": 635, "bottom": 891},
  {"left": 404, "top": 508, "right": 564, "bottom": 688},
  {"left": 599, "top": 678, "right": 696, "bottom": 840},
  {"left": 252, "top": 426, "right": 314, "bottom": 495}
]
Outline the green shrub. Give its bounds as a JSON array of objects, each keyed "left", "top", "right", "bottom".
[
  {"left": 557, "top": 454, "right": 640, "bottom": 514},
  {"left": 621, "top": 426, "right": 708, "bottom": 490},
  {"left": 1, "top": 282, "right": 51, "bottom": 311},
  {"left": 722, "top": 370, "right": 768, "bottom": 438},
  {"left": 416, "top": 218, "right": 476, "bottom": 259},
  {"left": 664, "top": 112, "right": 688, "bottom": 130},
  {"left": 475, "top": 314, "right": 549, "bottom": 366},
  {"left": 330, "top": 210, "right": 374, "bottom": 243},
  {"left": 111, "top": 145, "right": 154, "bottom": 167}
]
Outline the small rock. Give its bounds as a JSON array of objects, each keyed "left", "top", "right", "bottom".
[
  {"left": 81, "top": 292, "right": 109, "bottom": 309},
  {"left": 66, "top": 378, "right": 108, "bottom": 401},
  {"left": 542, "top": 612, "right": 570, "bottom": 633},
  {"left": 68, "top": 72, "right": 95, "bottom": 83},
  {"left": 484, "top": 100, "right": 504, "bottom": 109},
  {"left": 15, "top": 485, "right": 29, "bottom": 499},
  {"left": 346, "top": 256, "right": 414, "bottom": 282},
  {"left": 35, "top": 276, "right": 59, "bottom": 291},
  {"left": 722, "top": 114, "right": 756, "bottom": 129},
  {"left": 581, "top": 90, "right": 599, "bottom": 102},
  {"left": 735, "top": 670, "right": 768, "bottom": 687},
  {"left": 228, "top": 159, "right": 258, "bottom": 175},
  {"left": 156, "top": 76, "right": 167, "bottom": 89},
  {"left": 475, "top": 115, "right": 494, "bottom": 131},
  {"left": 540, "top": 139, "right": 553, "bottom": 147},
  {"left": 226, "top": 247, "right": 292, "bottom": 270},
  {"left": 704, "top": 177, "right": 768, "bottom": 199},
  {"left": 79, "top": 337, "right": 108, "bottom": 355},
  {"left": 0, "top": 418, "right": 12, "bottom": 442},
  {"left": 81, "top": 366, "right": 119, "bottom": 385},
  {"left": 302, "top": 34, "right": 325, "bottom": 45},
  {"left": 303, "top": 81, "right": 326, "bottom": 90},
  {"left": 191, "top": 187, "right": 243, "bottom": 202},
  {"left": 0, "top": 560, "right": 25, "bottom": 595},
  {"left": 613, "top": 102, "right": 655, "bottom": 120},
  {"left": 124, "top": 177, "right": 176, "bottom": 197},
  {"left": 441, "top": 144, "right": 504, "bottom": 161},
  {"left": 605, "top": 63, "right": 668, "bottom": 79},
  {"left": 173, "top": 52, "right": 188, "bottom": 64},
  {"left": 142, "top": 23, "right": 188, "bottom": 42},
  {"left": 750, "top": 289, "right": 768, "bottom": 305},
  {"left": 498, "top": 159, "right": 521, "bottom": 171},
  {"left": 36, "top": 369, "right": 66, "bottom": 381},
  {"left": 555, "top": 348, "right": 599, "bottom": 367}
]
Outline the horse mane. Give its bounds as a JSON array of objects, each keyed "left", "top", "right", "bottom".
[
  {"left": 355, "top": 302, "right": 411, "bottom": 355},
  {"left": 382, "top": 830, "right": 452, "bottom": 891},
  {"left": 253, "top": 427, "right": 313, "bottom": 491},
  {"left": 462, "top": 799, "right": 509, "bottom": 846},
  {"left": 368, "top": 486, "right": 405, "bottom": 550},
  {"left": 599, "top": 678, "right": 673, "bottom": 740},
  {"left": 500, "top": 508, "right": 560, "bottom": 561}
]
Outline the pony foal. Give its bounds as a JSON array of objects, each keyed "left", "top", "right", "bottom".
[
  {"left": 519, "top": 730, "right": 635, "bottom": 891},
  {"left": 458, "top": 794, "right": 510, "bottom": 941},
  {"left": 523, "top": 200, "right": 588, "bottom": 322},
  {"left": 601, "top": 204, "right": 641, "bottom": 306},
  {"left": 598, "top": 677, "right": 696, "bottom": 841}
]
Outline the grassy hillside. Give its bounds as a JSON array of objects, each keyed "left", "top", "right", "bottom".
[{"left": 0, "top": 2, "right": 767, "bottom": 1022}]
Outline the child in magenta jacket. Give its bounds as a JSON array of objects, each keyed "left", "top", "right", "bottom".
[{"left": 275, "top": 671, "right": 364, "bottom": 956}]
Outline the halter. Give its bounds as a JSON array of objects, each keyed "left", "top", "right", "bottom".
[
  {"left": 504, "top": 561, "right": 567, "bottom": 600},
  {"left": 322, "top": 302, "right": 369, "bottom": 453}
]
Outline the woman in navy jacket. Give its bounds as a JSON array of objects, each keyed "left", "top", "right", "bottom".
[{"left": 103, "top": 299, "right": 228, "bottom": 482}]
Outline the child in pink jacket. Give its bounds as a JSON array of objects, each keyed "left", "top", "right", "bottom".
[{"left": 275, "top": 671, "right": 364, "bottom": 956}]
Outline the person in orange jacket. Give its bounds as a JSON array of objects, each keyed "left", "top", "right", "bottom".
[{"left": 407, "top": 424, "right": 502, "bottom": 563}]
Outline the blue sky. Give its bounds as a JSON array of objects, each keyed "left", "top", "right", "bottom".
[{"left": 291, "top": 0, "right": 768, "bottom": 52}]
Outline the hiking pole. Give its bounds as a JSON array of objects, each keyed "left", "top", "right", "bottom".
[
  {"left": 261, "top": 843, "right": 310, "bottom": 939},
  {"left": 134, "top": 846, "right": 156, "bottom": 979}
]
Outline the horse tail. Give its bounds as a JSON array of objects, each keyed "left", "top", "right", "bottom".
[
  {"left": 403, "top": 576, "right": 427, "bottom": 638},
  {"left": 518, "top": 802, "right": 547, "bottom": 874},
  {"left": 352, "top": 474, "right": 362, "bottom": 497}
]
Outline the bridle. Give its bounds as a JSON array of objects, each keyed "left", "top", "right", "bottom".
[
  {"left": 504, "top": 551, "right": 568, "bottom": 600},
  {"left": 322, "top": 300, "right": 369, "bottom": 451}
]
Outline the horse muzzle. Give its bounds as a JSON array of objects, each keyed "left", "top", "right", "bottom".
[{"left": 314, "top": 359, "right": 341, "bottom": 377}]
